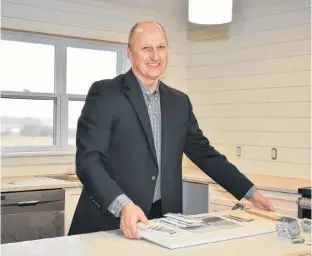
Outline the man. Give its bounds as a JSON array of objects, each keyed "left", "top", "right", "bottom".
[{"left": 69, "top": 21, "right": 274, "bottom": 239}]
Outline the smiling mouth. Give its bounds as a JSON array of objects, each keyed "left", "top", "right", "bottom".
[{"left": 147, "top": 63, "right": 161, "bottom": 67}]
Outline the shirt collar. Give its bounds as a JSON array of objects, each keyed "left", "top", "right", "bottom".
[{"left": 136, "top": 76, "right": 160, "bottom": 96}]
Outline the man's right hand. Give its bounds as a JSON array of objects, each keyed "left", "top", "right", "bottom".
[{"left": 120, "top": 202, "right": 149, "bottom": 239}]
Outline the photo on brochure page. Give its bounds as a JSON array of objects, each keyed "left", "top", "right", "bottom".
[
  {"left": 146, "top": 224, "right": 184, "bottom": 237},
  {"left": 156, "top": 213, "right": 241, "bottom": 234},
  {"left": 202, "top": 216, "right": 239, "bottom": 229}
]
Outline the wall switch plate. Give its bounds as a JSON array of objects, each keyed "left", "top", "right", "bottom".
[
  {"left": 236, "top": 146, "right": 241, "bottom": 157},
  {"left": 271, "top": 148, "right": 277, "bottom": 160}
]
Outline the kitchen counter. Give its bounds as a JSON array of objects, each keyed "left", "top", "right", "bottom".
[
  {"left": 1, "top": 175, "right": 82, "bottom": 192},
  {"left": 1, "top": 167, "right": 310, "bottom": 194},
  {"left": 1, "top": 225, "right": 310, "bottom": 256},
  {"left": 183, "top": 167, "right": 311, "bottom": 194}
]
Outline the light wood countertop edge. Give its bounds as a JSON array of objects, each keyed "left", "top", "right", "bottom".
[
  {"left": 182, "top": 167, "right": 311, "bottom": 194},
  {"left": 1, "top": 167, "right": 310, "bottom": 194}
]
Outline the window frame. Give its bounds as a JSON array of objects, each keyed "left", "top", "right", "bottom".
[{"left": 1, "top": 30, "right": 130, "bottom": 154}]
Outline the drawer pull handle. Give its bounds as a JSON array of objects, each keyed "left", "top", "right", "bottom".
[{"left": 18, "top": 200, "right": 39, "bottom": 206}]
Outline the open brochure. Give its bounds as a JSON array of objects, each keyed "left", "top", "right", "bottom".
[{"left": 137, "top": 212, "right": 276, "bottom": 249}]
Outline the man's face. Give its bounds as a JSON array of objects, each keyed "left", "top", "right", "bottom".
[{"left": 127, "top": 24, "right": 168, "bottom": 81}]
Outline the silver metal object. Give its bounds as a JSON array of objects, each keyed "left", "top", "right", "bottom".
[{"left": 276, "top": 217, "right": 300, "bottom": 239}]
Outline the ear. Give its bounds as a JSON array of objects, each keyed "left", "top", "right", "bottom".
[{"left": 126, "top": 46, "right": 132, "bottom": 61}]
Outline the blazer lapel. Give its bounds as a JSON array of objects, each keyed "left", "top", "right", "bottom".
[
  {"left": 123, "top": 70, "right": 158, "bottom": 167},
  {"left": 159, "top": 82, "right": 171, "bottom": 171}
]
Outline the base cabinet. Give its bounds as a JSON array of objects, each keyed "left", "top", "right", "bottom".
[
  {"left": 64, "top": 187, "right": 82, "bottom": 235},
  {"left": 208, "top": 184, "right": 299, "bottom": 217}
]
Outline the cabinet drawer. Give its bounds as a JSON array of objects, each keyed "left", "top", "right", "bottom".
[
  {"left": 208, "top": 203, "right": 231, "bottom": 213},
  {"left": 210, "top": 190, "right": 236, "bottom": 201},
  {"left": 260, "top": 190, "right": 299, "bottom": 202},
  {"left": 210, "top": 197, "right": 245, "bottom": 207},
  {"left": 210, "top": 196, "right": 298, "bottom": 212},
  {"left": 264, "top": 197, "right": 297, "bottom": 211},
  {"left": 209, "top": 184, "right": 300, "bottom": 202},
  {"left": 275, "top": 208, "right": 297, "bottom": 218},
  {"left": 209, "top": 185, "right": 299, "bottom": 211},
  {"left": 209, "top": 204, "right": 297, "bottom": 218}
]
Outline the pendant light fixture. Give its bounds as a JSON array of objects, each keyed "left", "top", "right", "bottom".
[{"left": 188, "top": 0, "right": 233, "bottom": 25}]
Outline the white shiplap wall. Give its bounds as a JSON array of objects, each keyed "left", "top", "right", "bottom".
[
  {"left": 184, "top": 0, "right": 311, "bottom": 179},
  {"left": 2, "top": 0, "right": 188, "bottom": 90},
  {"left": 1, "top": 0, "right": 188, "bottom": 177},
  {"left": 1, "top": 0, "right": 311, "bottom": 180}
]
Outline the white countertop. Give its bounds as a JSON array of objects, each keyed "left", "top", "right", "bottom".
[
  {"left": 1, "top": 176, "right": 82, "bottom": 192},
  {"left": 1, "top": 228, "right": 310, "bottom": 256}
]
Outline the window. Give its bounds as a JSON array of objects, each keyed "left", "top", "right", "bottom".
[
  {"left": 1, "top": 99, "right": 54, "bottom": 146},
  {"left": 1, "top": 40, "right": 55, "bottom": 93},
  {"left": 68, "top": 100, "right": 85, "bottom": 146},
  {"left": 1, "top": 31, "right": 128, "bottom": 153},
  {"left": 66, "top": 47, "right": 118, "bottom": 146},
  {"left": 67, "top": 47, "right": 117, "bottom": 95}
]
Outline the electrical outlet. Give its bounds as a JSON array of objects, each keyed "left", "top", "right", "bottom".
[
  {"left": 236, "top": 146, "right": 241, "bottom": 157},
  {"left": 271, "top": 148, "right": 277, "bottom": 160}
]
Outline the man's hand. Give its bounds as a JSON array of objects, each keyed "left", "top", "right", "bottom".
[
  {"left": 120, "top": 202, "right": 149, "bottom": 239},
  {"left": 249, "top": 189, "right": 275, "bottom": 211}
]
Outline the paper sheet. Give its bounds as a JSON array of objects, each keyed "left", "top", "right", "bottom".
[{"left": 137, "top": 212, "right": 277, "bottom": 249}]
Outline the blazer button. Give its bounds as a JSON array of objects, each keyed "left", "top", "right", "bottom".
[{"left": 152, "top": 176, "right": 156, "bottom": 181}]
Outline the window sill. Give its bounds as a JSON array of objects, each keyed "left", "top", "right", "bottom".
[{"left": 1, "top": 150, "right": 76, "bottom": 158}]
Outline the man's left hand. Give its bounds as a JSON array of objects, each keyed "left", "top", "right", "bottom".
[{"left": 249, "top": 189, "right": 275, "bottom": 211}]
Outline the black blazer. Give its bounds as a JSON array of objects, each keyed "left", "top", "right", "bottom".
[{"left": 68, "top": 69, "right": 254, "bottom": 235}]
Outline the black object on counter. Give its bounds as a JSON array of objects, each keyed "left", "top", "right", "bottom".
[{"left": 297, "top": 187, "right": 311, "bottom": 219}]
